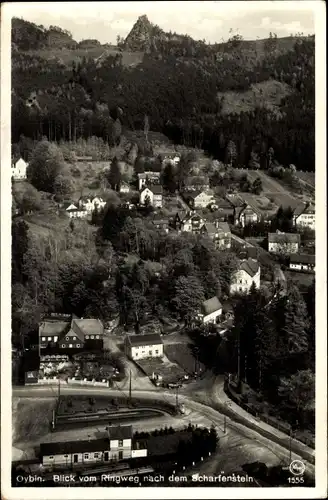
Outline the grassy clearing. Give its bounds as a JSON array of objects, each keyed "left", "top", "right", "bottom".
[
  {"left": 218, "top": 80, "right": 292, "bottom": 115},
  {"left": 13, "top": 398, "right": 56, "bottom": 443}
]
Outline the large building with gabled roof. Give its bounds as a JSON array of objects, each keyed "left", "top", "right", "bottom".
[
  {"left": 38, "top": 315, "right": 104, "bottom": 354},
  {"left": 230, "top": 258, "right": 261, "bottom": 295},
  {"left": 40, "top": 424, "right": 147, "bottom": 467}
]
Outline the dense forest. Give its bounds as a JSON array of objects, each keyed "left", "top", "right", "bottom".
[{"left": 12, "top": 17, "right": 315, "bottom": 171}]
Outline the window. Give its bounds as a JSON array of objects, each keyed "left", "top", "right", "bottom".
[
  {"left": 149, "top": 351, "right": 152, "bottom": 356},
  {"left": 65, "top": 337, "right": 69, "bottom": 341},
  {"left": 135, "top": 352, "right": 138, "bottom": 356},
  {"left": 69, "top": 344, "right": 73, "bottom": 348},
  {"left": 47, "top": 337, "right": 52, "bottom": 341},
  {"left": 155, "top": 350, "right": 159, "bottom": 355},
  {"left": 118, "top": 440, "right": 123, "bottom": 447},
  {"left": 64, "top": 454, "right": 68, "bottom": 458},
  {"left": 91, "top": 335, "right": 94, "bottom": 339},
  {"left": 42, "top": 337, "right": 46, "bottom": 341},
  {"left": 61, "top": 344, "right": 66, "bottom": 348},
  {"left": 96, "top": 335, "right": 100, "bottom": 339},
  {"left": 73, "top": 336, "right": 76, "bottom": 340},
  {"left": 76, "top": 344, "right": 81, "bottom": 348},
  {"left": 49, "top": 456, "right": 54, "bottom": 460},
  {"left": 86, "top": 335, "right": 89, "bottom": 339},
  {"left": 239, "top": 280, "right": 243, "bottom": 284},
  {"left": 84, "top": 453, "right": 89, "bottom": 459},
  {"left": 94, "top": 453, "right": 100, "bottom": 458},
  {"left": 239, "top": 288, "right": 243, "bottom": 292}
]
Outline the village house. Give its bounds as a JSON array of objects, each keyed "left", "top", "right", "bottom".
[
  {"left": 234, "top": 202, "right": 261, "bottom": 227},
  {"left": 138, "top": 171, "right": 161, "bottom": 190},
  {"left": 197, "top": 296, "right": 223, "bottom": 324},
  {"left": 230, "top": 258, "right": 261, "bottom": 295},
  {"left": 213, "top": 198, "right": 235, "bottom": 222},
  {"left": 119, "top": 182, "right": 130, "bottom": 193},
  {"left": 125, "top": 333, "right": 164, "bottom": 361},
  {"left": 184, "top": 176, "right": 210, "bottom": 192},
  {"left": 40, "top": 425, "right": 147, "bottom": 467},
  {"left": 11, "top": 158, "right": 28, "bottom": 180},
  {"left": 63, "top": 202, "right": 89, "bottom": 219},
  {"left": 293, "top": 202, "right": 315, "bottom": 230},
  {"left": 200, "top": 221, "right": 231, "bottom": 249},
  {"left": 182, "top": 190, "right": 216, "bottom": 209},
  {"left": 38, "top": 315, "right": 104, "bottom": 354},
  {"left": 78, "top": 195, "right": 107, "bottom": 213},
  {"left": 140, "top": 185, "right": 163, "bottom": 208},
  {"left": 151, "top": 214, "right": 169, "bottom": 233},
  {"left": 161, "top": 153, "right": 181, "bottom": 167},
  {"left": 268, "top": 231, "right": 301, "bottom": 254},
  {"left": 289, "top": 253, "right": 315, "bottom": 272},
  {"left": 180, "top": 211, "right": 205, "bottom": 233}
]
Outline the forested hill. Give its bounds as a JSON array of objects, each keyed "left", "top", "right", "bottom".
[{"left": 12, "top": 16, "right": 315, "bottom": 171}]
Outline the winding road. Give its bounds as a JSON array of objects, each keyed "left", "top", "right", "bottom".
[{"left": 13, "top": 385, "right": 315, "bottom": 479}]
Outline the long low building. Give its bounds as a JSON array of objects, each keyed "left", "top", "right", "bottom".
[
  {"left": 289, "top": 253, "right": 315, "bottom": 272},
  {"left": 125, "top": 333, "right": 164, "bottom": 361},
  {"left": 40, "top": 425, "right": 147, "bottom": 467}
]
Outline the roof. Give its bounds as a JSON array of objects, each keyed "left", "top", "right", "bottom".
[
  {"left": 40, "top": 426, "right": 133, "bottom": 457},
  {"left": 186, "top": 190, "right": 211, "bottom": 200},
  {"left": 138, "top": 171, "right": 161, "bottom": 179},
  {"left": 239, "top": 258, "right": 260, "bottom": 277},
  {"left": 126, "top": 333, "right": 163, "bottom": 347},
  {"left": 201, "top": 222, "right": 217, "bottom": 235},
  {"left": 217, "top": 222, "right": 231, "bottom": 233},
  {"left": 290, "top": 253, "right": 315, "bottom": 265},
  {"left": 237, "top": 203, "right": 261, "bottom": 218},
  {"left": 71, "top": 319, "right": 104, "bottom": 338},
  {"left": 39, "top": 321, "right": 70, "bottom": 337},
  {"left": 202, "top": 296, "right": 222, "bottom": 316},
  {"left": 108, "top": 425, "right": 133, "bottom": 440},
  {"left": 268, "top": 232, "right": 301, "bottom": 244},
  {"left": 293, "top": 202, "right": 315, "bottom": 217},
  {"left": 141, "top": 185, "right": 163, "bottom": 195}
]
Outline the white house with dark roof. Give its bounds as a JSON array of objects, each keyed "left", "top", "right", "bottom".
[
  {"left": 268, "top": 232, "right": 300, "bottom": 254},
  {"left": 183, "top": 190, "right": 215, "bottom": 209},
  {"left": 181, "top": 211, "right": 205, "bottom": 233},
  {"left": 197, "top": 296, "right": 223, "bottom": 324},
  {"left": 125, "top": 333, "right": 164, "bottom": 360},
  {"left": 230, "top": 258, "right": 261, "bottom": 295},
  {"left": 289, "top": 253, "right": 315, "bottom": 272},
  {"left": 293, "top": 202, "right": 315, "bottom": 230},
  {"left": 63, "top": 202, "right": 88, "bottom": 219},
  {"left": 140, "top": 185, "right": 163, "bottom": 208},
  {"left": 12, "top": 158, "right": 28, "bottom": 180},
  {"left": 138, "top": 171, "right": 161, "bottom": 190},
  {"left": 40, "top": 425, "right": 147, "bottom": 467}
]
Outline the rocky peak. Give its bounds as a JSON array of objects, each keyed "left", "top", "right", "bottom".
[{"left": 124, "top": 14, "right": 163, "bottom": 51}]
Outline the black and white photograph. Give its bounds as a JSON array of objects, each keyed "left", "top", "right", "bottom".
[{"left": 1, "top": 1, "right": 327, "bottom": 498}]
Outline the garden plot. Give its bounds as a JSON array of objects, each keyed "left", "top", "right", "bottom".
[
  {"left": 165, "top": 344, "right": 205, "bottom": 376},
  {"left": 136, "top": 355, "right": 187, "bottom": 385}
]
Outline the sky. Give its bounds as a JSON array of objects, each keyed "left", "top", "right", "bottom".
[{"left": 7, "top": 1, "right": 317, "bottom": 44}]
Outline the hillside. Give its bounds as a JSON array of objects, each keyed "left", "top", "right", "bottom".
[{"left": 11, "top": 16, "right": 315, "bottom": 171}]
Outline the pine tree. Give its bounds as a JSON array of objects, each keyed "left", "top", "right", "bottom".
[{"left": 107, "top": 157, "right": 122, "bottom": 191}]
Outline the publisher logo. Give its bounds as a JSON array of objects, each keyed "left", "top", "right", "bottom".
[{"left": 289, "top": 460, "right": 305, "bottom": 476}]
